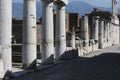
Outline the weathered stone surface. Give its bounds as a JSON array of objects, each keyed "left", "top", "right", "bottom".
[
  {"left": 40, "top": 0, "right": 54, "bottom": 64},
  {"left": 0, "top": 59, "right": 4, "bottom": 79},
  {"left": 0, "top": 0, "right": 12, "bottom": 74}
]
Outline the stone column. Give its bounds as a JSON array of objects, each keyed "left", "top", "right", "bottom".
[
  {"left": 111, "top": 23, "right": 115, "bottom": 45},
  {"left": 40, "top": 0, "right": 54, "bottom": 64},
  {"left": 99, "top": 19, "right": 104, "bottom": 49},
  {"left": 0, "top": 0, "right": 12, "bottom": 76},
  {"left": 114, "top": 24, "right": 119, "bottom": 44},
  {"left": 104, "top": 21, "right": 108, "bottom": 47},
  {"left": 71, "top": 27, "right": 76, "bottom": 49},
  {"left": 81, "top": 15, "right": 89, "bottom": 47},
  {"left": 106, "top": 21, "right": 110, "bottom": 46},
  {"left": 92, "top": 16, "right": 99, "bottom": 50},
  {"left": 104, "top": 21, "right": 108, "bottom": 39},
  {"left": 92, "top": 16, "right": 99, "bottom": 41},
  {"left": 54, "top": 0, "right": 68, "bottom": 60},
  {"left": 22, "top": 0, "right": 37, "bottom": 69},
  {"left": 109, "top": 22, "right": 113, "bottom": 46}
]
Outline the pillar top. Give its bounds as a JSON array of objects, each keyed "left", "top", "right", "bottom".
[
  {"left": 54, "top": 0, "right": 68, "bottom": 6},
  {"left": 93, "top": 16, "right": 100, "bottom": 19}
]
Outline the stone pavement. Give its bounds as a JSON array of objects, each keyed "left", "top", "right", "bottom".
[{"left": 11, "top": 45, "right": 120, "bottom": 80}]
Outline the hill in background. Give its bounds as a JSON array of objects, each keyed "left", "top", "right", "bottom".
[{"left": 12, "top": 1, "right": 120, "bottom": 19}]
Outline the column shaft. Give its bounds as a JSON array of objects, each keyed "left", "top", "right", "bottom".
[
  {"left": 71, "top": 27, "right": 76, "bottom": 49},
  {"left": 23, "top": 0, "right": 37, "bottom": 69},
  {"left": 41, "top": 1, "right": 54, "bottom": 63},
  {"left": 0, "top": 0, "right": 12, "bottom": 76},
  {"left": 81, "top": 15, "right": 89, "bottom": 47},
  {"left": 104, "top": 21, "right": 108, "bottom": 39},
  {"left": 107, "top": 22, "right": 110, "bottom": 39},
  {"left": 111, "top": 23, "right": 115, "bottom": 45},
  {"left": 84, "top": 15, "right": 89, "bottom": 42},
  {"left": 99, "top": 20, "right": 104, "bottom": 48},
  {"left": 55, "top": 5, "right": 66, "bottom": 59},
  {"left": 109, "top": 23, "right": 113, "bottom": 46},
  {"left": 92, "top": 16, "right": 99, "bottom": 41}
]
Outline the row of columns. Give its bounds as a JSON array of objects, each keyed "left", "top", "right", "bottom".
[
  {"left": 0, "top": 0, "right": 119, "bottom": 77},
  {"left": 41, "top": 0, "right": 68, "bottom": 63},
  {"left": 0, "top": 0, "right": 68, "bottom": 76},
  {"left": 95, "top": 18, "right": 119, "bottom": 48},
  {"left": 80, "top": 14, "right": 119, "bottom": 55}
]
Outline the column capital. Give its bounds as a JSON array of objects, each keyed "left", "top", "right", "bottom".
[
  {"left": 54, "top": 0, "right": 68, "bottom": 6},
  {"left": 93, "top": 16, "right": 100, "bottom": 19}
]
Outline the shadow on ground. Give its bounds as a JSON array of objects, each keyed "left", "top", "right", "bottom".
[{"left": 11, "top": 53, "right": 120, "bottom": 80}]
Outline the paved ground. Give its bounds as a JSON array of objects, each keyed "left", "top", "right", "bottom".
[{"left": 11, "top": 45, "right": 120, "bottom": 80}]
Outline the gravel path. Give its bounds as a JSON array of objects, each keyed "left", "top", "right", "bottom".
[{"left": 11, "top": 45, "right": 120, "bottom": 80}]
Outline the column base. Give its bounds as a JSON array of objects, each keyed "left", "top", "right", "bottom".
[
  {"left": 41, "top": 55, "right": 54, "bottom": 65},
  {"left": 55, "top": 48, "right": 78, "bottom": 61},
  {"left": 22, "top": 61, "right": 36, "bottom": 69}
]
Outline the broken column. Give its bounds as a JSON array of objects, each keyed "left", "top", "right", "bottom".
[
  {"left": 92, "top": 16, "right": 99, "bottom": 50},
  {"left": 99, "top": 19, "right": 104, "bottom": 49},
  {"left": 0, "top": 0, "right": 12, "bottom": 76},
  {"left": 22, "top": 0, "right": 37, "bottom": 69},
  {"left": 40, "top": 0, "right": 54, "bottom": 64},
  {"left": 54, "top": 0, "right": 68, "bottom": 60}
]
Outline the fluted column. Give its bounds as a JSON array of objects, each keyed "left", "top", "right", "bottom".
[
  {"left": 22, "top": 0, "right": 37, "bottom": 69},
  {"left": 54, "top": 0, "right": 68, "bottom": 60},
  {"left": 40, "top": 0, "right": 54, "bottom": 64},
  {"left": 0, "top": 0, "right": 12, "bottom": 76}
]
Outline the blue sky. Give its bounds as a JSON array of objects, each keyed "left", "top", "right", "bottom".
[{"left": 12, "top": 0, "right": 120, "bottom": 8}]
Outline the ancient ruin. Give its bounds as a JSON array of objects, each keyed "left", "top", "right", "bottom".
[{"left": 0, "top": 0, "right": 120, "bottom": 79}]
